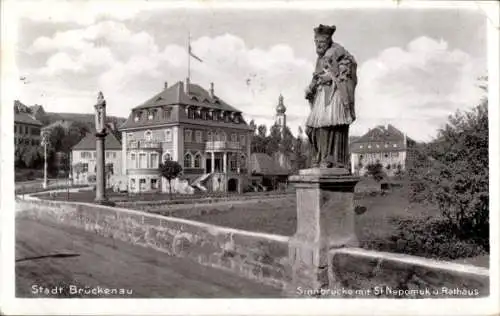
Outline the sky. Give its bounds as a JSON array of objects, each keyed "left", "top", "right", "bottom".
[{"left": 13, "top": 1, "right": 488, "bottom": 142}]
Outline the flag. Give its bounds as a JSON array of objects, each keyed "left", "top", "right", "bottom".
[{"left": 188, "top": 44, "right": 203, "bottom": 63}]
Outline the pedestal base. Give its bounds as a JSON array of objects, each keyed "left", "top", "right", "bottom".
[{"left": 287, "top": 168, "right": 360, "bottom": 294}]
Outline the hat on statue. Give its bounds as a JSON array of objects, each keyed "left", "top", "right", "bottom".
[{"left": 314, "top": 24, "right": 336, "bottom": 38}]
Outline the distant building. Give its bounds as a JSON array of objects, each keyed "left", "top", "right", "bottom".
[
  {"left": 350, "top": 124, "right": 415, "bottom": 176},
  {"left": 14, "top": 100, "right": 43, "bottom": 148},
  {"left": 118, "top": 79, "right": 254, "bottom": 193},
  {"left": 249, "top": 153, "right": 290, "bottom": 190},
  {"left": 273, "top": 94, "right": 292, "bottom": 170},
  {"left": 71, "top": 132, "right": 122, "bottom": 185}
]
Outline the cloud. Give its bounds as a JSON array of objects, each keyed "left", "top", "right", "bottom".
[
  {"left": 17, "top": 1, "right": 164, "bottom": 25},
  {"left": 353, "top": 36, "right": 485, "bottom": 141},
  {"left": 25, "top": 22, "right": 314, "bottom": 135},
  {"left": 22, "top": 21, "right": 484, "bottom": 142}
]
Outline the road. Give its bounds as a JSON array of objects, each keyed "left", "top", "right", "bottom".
[{"left": 15, "top": 218, "right": 283, "bottom": 298}]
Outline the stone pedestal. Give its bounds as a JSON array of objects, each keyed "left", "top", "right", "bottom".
[{"left": 286, "top": 167, "right": 359, "bottom": 295}]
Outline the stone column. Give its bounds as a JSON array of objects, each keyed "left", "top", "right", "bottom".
[
  {"left": 94, "top": 131, "right": 109, "bottom": 204},
  {"left": 223, "top": 152, "right": 227, "bottom": 173},
  {"left": 211, "top": 152, "right": 215, "bottom": 173},
  {"left": 286, "top": 167, "right": 359, "bottom": 295}
]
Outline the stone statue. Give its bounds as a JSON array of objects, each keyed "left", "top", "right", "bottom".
[
  {"left": 305, "top": 24, "right": 357, "bottom": 169},
  {"left": 95, "top": 91, "right": 106, "bottom": 134}
]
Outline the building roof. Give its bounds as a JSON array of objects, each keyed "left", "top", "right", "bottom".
[
  {"left": 350, "top": 124, "right": 415, "bottom": 154},
  {"left": 135, "top": 81, "right": 240, "bottom": 112},
  {"left": 249, "top": 153, "right": 290, "bottom": 176},
  {"left": 72, "top": 132, "right": 122, "bottom": 151},
  {"left": 14, "top": 112, "right": 43, "bottom": 126},
  {"left": 119, "top": 80, "right": 252, "bottom": 131},
  {"left": 14, "top": 100, "right": 43, "bottom": 126}
]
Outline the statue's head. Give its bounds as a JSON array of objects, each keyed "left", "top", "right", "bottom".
[{"left": 314, "top": 24, "right": 336, "bottom": 56}]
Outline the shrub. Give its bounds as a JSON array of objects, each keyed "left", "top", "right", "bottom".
[
  {"left": 365, "top": 162, "right": 386, "bottom": 182},
  {"left": 360, "top": 217, "right": 487, "bottom": 260}
]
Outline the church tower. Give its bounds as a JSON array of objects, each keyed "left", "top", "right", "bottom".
[{"left": 275, "top": 94, "right": 287, "bottom": 137}]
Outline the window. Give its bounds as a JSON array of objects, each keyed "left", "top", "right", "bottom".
[
  {"left": 184, "top": 153, "right": 192, "bottom": 168},
  {"left": 106, "top": 152, "right": 111, "bottom": 159},
  {"left": 188, "top": 109, "right": 195, "bottom": 119},
  {"left": 106, "top": 163, "right": 114, "bottom": 175},
  {"left": 139, "top": 153, "right": 147, "bottom": 168},
  {"left": 130, "top": 152, "right": 136, "bottom": 162},
  {"left": 150, "top": 153, "right": 159, "bottom": 169},
  {"left": 130, "top": 179, "right": 136, "bottom": 190},
  {"left": 360, "top": 145, "right": 363, "bottom": 149},
  {"left": 231, "top": 133, "right": 237, "bottom": 142},
  {"left": 214, "top": 132, "right": 220, "bottom": 141},
  {"left": 139, "top": 178, "right": 146, "bottom": 191},
  {"left": 151, "top": 178, "right": 158, "bottom": 189},
  {"left": 185, "top": 129, "right": 192, "bottom": 142},
  {"left": 221, "top": 132, "right": 227, "bottom": 142},
  {"left": 384, "top": 154, "right": 389, "bottom": 158},
  {"left": 207, "top": 131, "right": 213, "bottom": 142},
  {"left": 393, "top": 144, "right": 398, "bottom": 148},
  {"left": 240, "top": 135, "right": 246, "bottom": 146},
  {"left": 212, "top": 111, "right": 218, "bottom": 121},
  {"left": 93, "top": 152, "right": 96, "bottom": 158},
  {"left": 162, "top": 152, "right": 172, "bottom": 162},
  {"left": 385, "top": 143, "right": 389, "bottom": 148},
  {"left": 376, "top": 144, "right": 380, "bottom": 148},
  {"left": 127, "top": 133, "right": 134, "bottom": 140},
  {"left": 201, "top": 111, "right": 207, "bottom": 120},
  {"left": 144, "top": 130, "right": 153, "bottom": 141},
  {"left": 367, "top": 145, "right": 372, "bottom": 149},
  {"left": 194, "top": 153, "right": 202, "bottom": 168},
  {"left": 81, "top": 151, "right": 92, "bottom": 159},
  {"left": 163, "top": 107, "right": 172, "bottom": 120},
  {"left": 165, "top": 129, "right": 172, "bottom": 142},
  {"left": 391, "top": 152, "right": 400, "bottom": 158},
  {"left": 113, "top": 152, "right": 117, "bottom": 159},
  {"left": 234, "top": 115, "right": 240, "bottom": 124},
  {"left": 195, "top": 131, "right": 202, "bottom": 143},
  {"left": 134, "top": 112, "right": 141, "bottom": 122},
  {"left": 240, "top": 154, "right": 246, "bottom": 169},
  {"left": 82, "top": 163, "right": 89, "bottom": 173},
  {"left": 230, "top": 155, "right": 237, "bottom": 171}
]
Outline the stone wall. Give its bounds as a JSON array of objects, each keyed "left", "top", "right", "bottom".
[
  {"left": 328, "top": 248, "right": 489, "bottom": 298},
  {"left": 15, "top": 199, "right": 291, "bottom": 288},
  {"left": 15, "top": 198, "right": 489, "bottom": 296}
]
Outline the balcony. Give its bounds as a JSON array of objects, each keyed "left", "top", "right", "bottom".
[
  {"left": 205, "top": 141, "right": 241, "bottom": 151},
  {"left": 128, "top": 140, "right": 162, "bottom": 150}
]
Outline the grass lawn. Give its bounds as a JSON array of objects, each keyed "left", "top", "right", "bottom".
[{"left": 173, "top": 187, "right": 488, "bottom": 262}]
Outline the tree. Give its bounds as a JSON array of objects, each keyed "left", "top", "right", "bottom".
[
  {"left": 257, "top": 125, "right": 267, "bottom": 138},
  {"left": 366, "top": 161, "right": 385, "bottom": 182},
  {"left": 73, "top": 162, "right": 85, "bottom": 182},
  {"left": 160, "top": 160, "right": 183, "bottom": 199},
  {"left": 408, "top": 98, "right": 489, "bottom": 246}
]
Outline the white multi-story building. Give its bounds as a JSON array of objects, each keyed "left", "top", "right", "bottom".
[
  {"left": 350, "top": 124, "right": 415, "bottom": 176},
  {"left": 71, "top": 132, "right": 122, "bottom": 185},
  {"left": 118, "top": 79, "right": 254, "bottom": 193}
]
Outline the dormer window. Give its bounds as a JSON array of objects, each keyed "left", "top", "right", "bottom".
[
  {"left": 134, "top": 111, "right": 141, "bottom": 122},
  {"left": 163, "top": 107, "right": 172, "bottom": 120},
  {"left": 212, "top": 111, "right": 218, "bottom": 121}
]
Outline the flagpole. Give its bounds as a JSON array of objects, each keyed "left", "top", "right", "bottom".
[{"left": 187, "top": 31, "right": 191, "bottom": 81}]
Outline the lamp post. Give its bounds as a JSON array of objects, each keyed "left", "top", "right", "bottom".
[
  {"left": 94, "top": 91, "right": 113, "bottom": 206},
  {"left": 41, "top": 130, "right": 50, "bottom": 189}
]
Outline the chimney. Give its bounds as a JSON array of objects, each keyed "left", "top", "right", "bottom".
[
  {"left": 177, "top": 81, "right": 184, "bottom": 102},
  {"left": 184, "top": 77, "right": 190, "bottom": 94},
  {"left": 209, "top": 82, "right": 215, "bottom": 98},
  {"left": 164, "top": 81, "right": 168, "bottom": 89}
]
